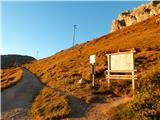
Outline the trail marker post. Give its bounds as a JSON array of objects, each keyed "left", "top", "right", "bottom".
[{"left": 90, "top": 55, "right": 96, "bottom": 87}]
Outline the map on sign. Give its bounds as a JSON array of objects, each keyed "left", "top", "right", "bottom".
[{"left": 110, "top": 53, "right": 134, "bottom": 70}]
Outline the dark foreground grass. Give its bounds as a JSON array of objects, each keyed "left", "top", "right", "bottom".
[
  {"left": 30, "top": 87, "right": 71, "bottom": 120},
  {"left": 112, "top": 64, "right": 160, "bottom": 120}
]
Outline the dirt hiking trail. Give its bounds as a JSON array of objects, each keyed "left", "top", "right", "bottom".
[
  {"left": 1, "top": 68, "right": 43, "bottom": 120},
  {"left": 62, "top": 94, "right": 132, "bottom": 120},
  {"left": 1, "top": 68, "right": 132, "bottom": 120}
]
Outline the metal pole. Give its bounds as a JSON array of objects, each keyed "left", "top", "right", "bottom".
[
  {"left": 36, "top": 50, "right": 39, "bottom": 59},
  {"left": 73, "top": 24, "right": 77, "bottom": 47}
]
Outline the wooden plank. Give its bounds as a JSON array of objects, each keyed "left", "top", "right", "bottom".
[
  {"left": 106, "top": 75, "right": 137, "bottom": 80},
  {"left": 105, "top": 76, "right": 137, "bottom": 78},
  {"left": 106, "top": 50, "right": 136, "bottom": 56},
  {"left": 105, "top": 76, "right": 137, "bottom": 80},
  {"left": 106, "top": 75, "right": 137, "bottom": 77},
  {"left": 105, "top": 70, "right": 137, "bottom": 73}
]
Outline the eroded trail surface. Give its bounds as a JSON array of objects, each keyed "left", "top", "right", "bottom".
[
  {"left": 62, "top": 94, "right": 132, "bottom": 120},
  {"left": 83, "top": 96, "right": 132, "bottom": 120},
  {"left": 1, "top": 68, "right": 43, "bottom": 120},
  {"left": 50, "top": 88, "right": 89, "bottom": 119},
  {"left": 1, "top": 68, "right": 132, "bottom": 120}
]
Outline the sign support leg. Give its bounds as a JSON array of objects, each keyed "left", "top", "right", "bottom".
[
  {"left": 90, "top": 55, "right": 96, "bottom": 87},
  {"left": 108, "top": 77, "right": 110, "bottom": 90},
  {"left": 132, "top": 52, "right": 135, "bottom": 95},
  {"left": 132, "top": 71, "right": 135, "bottom": 94},
  {"left": 107, "top": 55, "right": 111, "bottom": 90},
  {"left": 92, "top": 74, "right": 95, "bottom": 87}
]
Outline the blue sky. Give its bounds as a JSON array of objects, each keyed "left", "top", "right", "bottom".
[{"left": 2, "top": 1, "right": 148, "bottom": 59}]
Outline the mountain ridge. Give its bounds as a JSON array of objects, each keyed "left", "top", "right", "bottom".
[
  {"left": 1, "top": 54, "right": 36, "bottom": 69},
  {"left": 111, "top": 1, "right": 160, "bottom": 32}
]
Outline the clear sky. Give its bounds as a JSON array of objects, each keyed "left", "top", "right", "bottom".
[{"left": 1, "top": 1, "right": 148, "bottom": 59}]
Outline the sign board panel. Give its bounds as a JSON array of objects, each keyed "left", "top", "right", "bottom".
[
  {"left": 90, "top": 55, "right": 95, "bottom": 64},
  {"left": 106, "top": 51, "right": 136, "bottom": 91},
  {"left": 110, "top": 53, "right": 133, "bottom": 70}
]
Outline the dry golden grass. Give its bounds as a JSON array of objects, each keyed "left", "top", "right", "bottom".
[
  {"left": 1, "top": 67, "right": 23, "bottom": 90},
  {"left": 24, "top": 15, "right": 160, "bottom": 101},
  {"left": 112, "top": 64, "right": 160, "bottom": 120},
  {"left": 30, "top": 87, "right": 70, "bottom": 120},
  {"left": 22, "top": 14, "right": 160, "bottom": 119}
]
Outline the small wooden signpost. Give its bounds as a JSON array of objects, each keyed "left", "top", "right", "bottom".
[
  {"left": 90, "top": 55, "right": 96, "bottom": 87},
  {"left": 105, "top": 49, "right": 137, "bottom": 92}
]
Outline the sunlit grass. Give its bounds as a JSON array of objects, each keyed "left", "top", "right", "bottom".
[
  {"left": 1, "top": 67, "right": 23, "bottom": 90},
  {"left": 30, "top": 87, "right": 71, "bottom": 120},
  {"left": 24, "top": 15, "right": 160, "bottom": 103},
  {"left": 112, "top": 64, "right": 160, "bottom": 120},
  {"left": 23, "top": 15, "right": 160, "bottom": 119}
]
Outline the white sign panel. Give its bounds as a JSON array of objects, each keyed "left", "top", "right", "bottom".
[
  {"left": 90, "top": 55, "right": 95, "bottom": 64},
  {"left": 110, "top": 53, "right": 133, "bottom": 70}
]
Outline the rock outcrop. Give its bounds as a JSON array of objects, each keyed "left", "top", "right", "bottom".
[
  {"left": 1, "top": 55, "right": 36, "bottom": 69},
  {"left": 111, "top": 1, "right": 160, "bottom": 32}
]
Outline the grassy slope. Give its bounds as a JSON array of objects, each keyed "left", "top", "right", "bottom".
[
  {"left": 30, "top": 87, "right": 70, "bottom": 120},
  {"left": 1, "top": 67, "right": 23, "bottom": 90},
  {"left": 24, "top": 14, "right": 160, "bottom": 94},
  {"left": 112, "top": 64, "right": 160, "bottom": 120},
  {"left": 24, "top": 14, "right": 160, "bottom": 119}
]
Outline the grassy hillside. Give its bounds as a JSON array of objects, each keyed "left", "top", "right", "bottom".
[
  {"left": 112, "top": 64, "right": 160, "bottom": 120},
  {"left": 30, "top": 87, "right": 70, "bottom": 120},
  {"left": 23, "top": 14, "right": 160, "bottom": 119},
  {"left": 1, "top": 67, "right": 23, "bottom": 90},
  {"left": 24, "top": 14, "right": 160, "bottom": 94}
]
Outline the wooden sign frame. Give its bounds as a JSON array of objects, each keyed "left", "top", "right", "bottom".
[{"left": 105, "top": 50, "right": 137, "bottom": 91}]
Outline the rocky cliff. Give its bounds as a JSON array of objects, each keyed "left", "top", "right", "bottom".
[
  {"left": 1, "top": 55, "right": 36, "bottom": 69},
  {"left": 111, "top": 1, "right": 160, "bottom": 32}
]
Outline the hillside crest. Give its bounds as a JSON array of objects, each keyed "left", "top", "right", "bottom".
[{"left": 1, "top": 54, "right": 36, "bottom": 69}]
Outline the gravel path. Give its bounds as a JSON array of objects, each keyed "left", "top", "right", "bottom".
[
  {"left": 82, "top": 96, "right": 132, "bottom": 120},
  {"left": 1, "top": 68, "right": 132, "bottom": 120},
  {"left": 62, "top": 94, "right": 132, "bottom": 120},
  {"left": 50, "top": 88, "right": 89, "bottom": 119},
  {"left": 52, "top": 87, "right": 132, "bottom": 120},
  {"left": 1, "top": 68, "right": 43, "bottom": 120}
]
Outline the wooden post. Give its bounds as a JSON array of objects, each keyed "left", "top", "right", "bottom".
[
  {"left": 92, "top": 73, "right": 95, "bottom": 87},
  {"left": 90, "top": 64, "right": 95, "bottom": 87},
  {"left": 131, "top": 52, "right": 135, "bottom": 92},
  {"left": 132, "top": 71, "right": 135, "bottom": 90},
  {"left": 107, "top": 55, "right": 110, "bottom": 90},
  {"left": 90, "top": 55, "right": 96, "bottom": 87}
]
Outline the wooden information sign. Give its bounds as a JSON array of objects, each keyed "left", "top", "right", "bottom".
[{"left": 105, "top": 50, "right": 137, "bottom": 91}]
